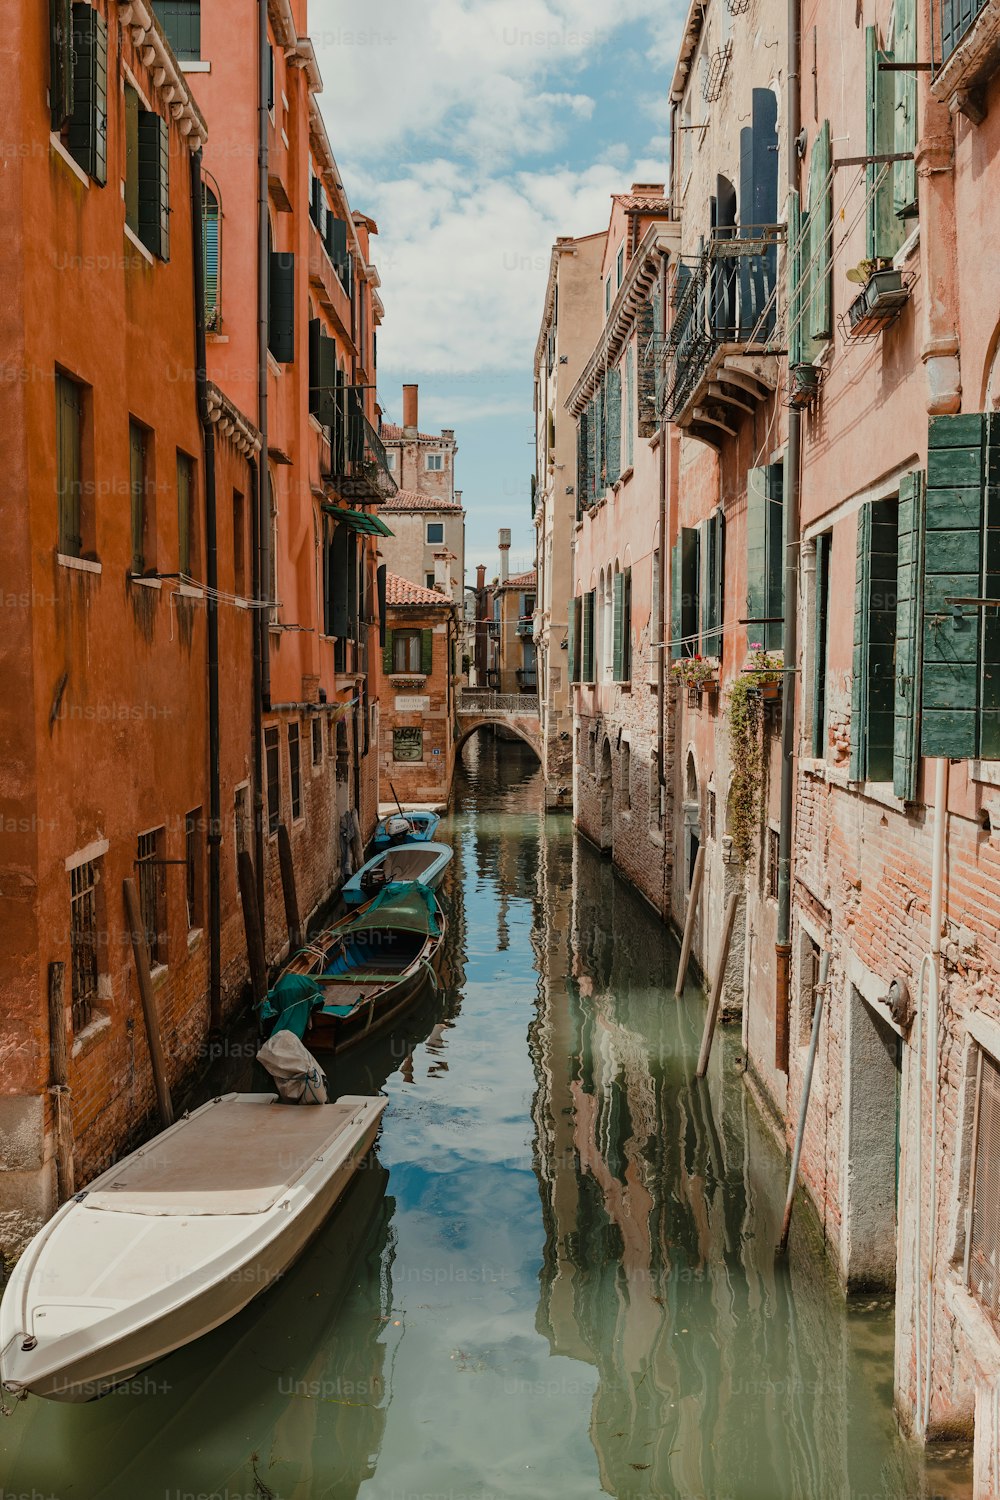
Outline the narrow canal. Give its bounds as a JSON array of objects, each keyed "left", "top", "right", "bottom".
[{"left": 0, "top": 737, "right": 974, "bottom": 1499}]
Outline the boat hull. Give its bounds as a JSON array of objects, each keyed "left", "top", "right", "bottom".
[
  {"left": 342, "top": 842, "right": 453, "bottom": 907},
  {"left": 0, "top": 1096, "right": 385, "bottom": 1403},
  {"left": 311, "top": 960, "right": 432, "bottom": 1052}
]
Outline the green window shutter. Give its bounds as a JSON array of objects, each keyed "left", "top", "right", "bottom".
[
  {"left": 623, "top": 567, "right": 632, "bottom": 679},
  {"left": 746, "top": 467, "right": 769, "bottom": 645},
  {"left": 576, "top": 409, "right": 589, "bottom": 514},
  {"left": 68, "top": 4, "right": 108, "bottom": 186},
  {"left": 894, "top": 0, "right": 918, "bottom": 219},
  {"left": 421, "top": 629, "right": 434, "bottom": 675},
  {"left": 329, "top": 522, "right": 349, "bottom": 637},
  {"left": 921, "top": 413, "right": 990, "bottom": 758},
  {"left": 177, "top": 452, "right": 194, "bottom": 576},
  {"left": 268, "top": 252, "right": 296, "bottom": 363},
  {"left": 787, "top": 190, "right": 803, "bottom": 369},
  {"left": 702, "top": 510, "right": 724, "bottom": 658},
  {"left": 850, "top": 503, "right": 873, "bottom": 782},
  {"left": 325, "top": 216, "right": 348, "bottom": 266},
  {"left": 308, "top": 324, "right": 337, "bottom": 427},
  {"left": 624, "top": 346, "right": 635, "bottom": 471},
  {"left": 582, "top": 590, "right": 595, "bottom": 682},
  {"left": 807, "top": 121, "right": 832, "bottom": 343},
  {"left": 50, "top": 0, "right": 75, "bottom": 131},
  {"left": 894, "top": 470, "right": 925, "bottom": 799},
  {"left": 125, "top": 86, "right": 139, "bottom": 234},
  {"left": 606, "top": 366, "right": 622, "bottom": 486},
  {"left": 137, "top": 111, "right": 170, "bottom": 259},
  {"left": 866, "top": 27, "right": 904, "bottom": 262},
  {"left": 568, "top": 596, "right": 578, "bottom": 684},
  {"left": 130, "top": 421, "right": 146, "bottom": 573},
  {"left": 612, "top": 571, "right": 624, "bottom": 681},
  {"left": 155, "top": 1, "right": 201, "bottom": 61},
  {"left": 680, "top": 527, "right": 700, "bottom": 657},
  {"left": 812, "top": 533, "right": 832, "bottom": 757},
  {"left": 203, "top": 186, "right": 220, "bottom": 326},
  {"left": 670, "top": 539, "right": 683, "bottom": 660},
  {"left": 56, "top": 373, "right": 82, "bottom": 557}
]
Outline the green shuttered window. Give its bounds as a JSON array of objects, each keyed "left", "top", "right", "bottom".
[
  {"left": 894, "top": 0, "right": 918, "bottom": 218},
  {"left": 850, "top": 499, "right": 899, "bottom": 783},
  {"left": 568, "top": 596, "right": 580, "bottom": 684},
  {"left": 671, "top": 528, "right": 700, "bottom": 659},
  {"left": 137, "top": 111, "right": 170, "bottom": 260},
  {"left": 582, "top": 590, "right": 596, "bottom": 683},
  {"left": 177, "top": 451, "right": 195, "bottom": 577},
  {"left": 812, "top": 534, "right": 832, "bottom": 758},
  {"left": 922, "top": 414, "right": 1000, "bottom": 760},
  {"left": 153, "top": 1, "right": 201, "bottom": 61},
  {"left": 746, "top": 465, "right": 784, "bottom": 651},
  {"left": 129, "top": 420, "right": 148, "bottom": 574},
  {"left": 203, "top": 184, "right": 221, "bottom": 329},
  {"left": 865, "top": 27, "right": 906, "bottom": 261},
  {"left": 269, "top": 253, "right": 296, "bottom": 364},
  {"left": 67, "top": 4, "right": 108, "bottom": 186},
  {"left": 894, "top": 472, "right": 925, "bottom": 797},
  {"left": 605, "top": 366, "right": 622, "bottom": 487},
  {"left": 56, "top": 373, "right": 84, "bottom": 557},
  {"left": 701, "top": 510, "right": 724, "bottom": 657},
  {"left": 308, "top": 319, "right": 338, "bottom": 428},
  {"left": 612, "top": 568, "right": 632, "bottom": 683},
  {"left": 50, "top": 0, "right": 75, "bottom": 131}
]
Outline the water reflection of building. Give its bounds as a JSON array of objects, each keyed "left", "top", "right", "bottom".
[{"left": 529, "top": 837, "right": 941, "bottom": 1500}]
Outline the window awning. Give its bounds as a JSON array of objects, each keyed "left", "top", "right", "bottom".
[{"left": 322, "top": 504, "right": 394, "bottom": 537}]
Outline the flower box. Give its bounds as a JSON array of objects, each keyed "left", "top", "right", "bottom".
[
  {"left": 847, "top": 269, "right": 909, "bottom": 338},
  {"left": 788, "top": 362, "right": 822, "bottom": 408}
]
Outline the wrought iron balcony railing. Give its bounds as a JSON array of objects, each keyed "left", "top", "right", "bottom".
[
  {"left": 516, "top": 616, "right": 534, "bottom": 637},
  {"left": 324, "top": 387, "right": 398, "bottom": 503},
  {"left": 662, "top": 227, "right": 784, "bottom": 429}
]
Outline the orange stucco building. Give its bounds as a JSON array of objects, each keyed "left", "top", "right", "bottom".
[{"left": 376, "top": 574, "right": 459, "bottom": 808}]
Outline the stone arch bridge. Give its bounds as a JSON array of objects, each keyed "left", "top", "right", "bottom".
[{"left": 457, "top": 690, "right": 542, "bottom": 760}]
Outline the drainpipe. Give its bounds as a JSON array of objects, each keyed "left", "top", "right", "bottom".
[
  {"left": 190, "top": 149, "right": 222, "bottom": 1034},
  {"left": 775, "top": 0, "right": 802, "bottom": 1070},
  {"left": 657, "top": 251, "right": 669, "bottom": 909},
  {"left": 257, "top": 0, "right": 271, "bottom": 715},
  {"left": 249, "top": 461, "right": 266, "bottom": 924}
]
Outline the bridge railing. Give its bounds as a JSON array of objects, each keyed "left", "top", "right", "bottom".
[{"left": 459, "top": 690, "right": 539, "bottom": 716}]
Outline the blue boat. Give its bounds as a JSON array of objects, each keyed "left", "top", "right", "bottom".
[
  {"left": 342, "top": 841, "right": 453, "bottom": 908},
  {"left": 372, "top": 809, "right": 441, "bottom": 849}
]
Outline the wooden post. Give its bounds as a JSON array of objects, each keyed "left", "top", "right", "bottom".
[
  {"left": 47, "top": 962, "right": 75, "bottom": 1203},
  {"left": 777, "top": 950, "right": 830, "bottom": 1255},
  {"left": 237, "top": 848, "right": 268, "bottom": 1009},
  {"left": 674, "top": 844, "right": 706, "bottom": 998},
  {"left": 695, "top": 889, "right": 740, "bottom": 1080},
  {"left": 122, "top": 878, "right": 174, "bottom": 1127},
  {"left": 276, "top": 823, "right": 302, "bottom": 952}
]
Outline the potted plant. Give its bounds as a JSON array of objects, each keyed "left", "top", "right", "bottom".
[
  {"left": 788, "top": 362, "right": 822, "bottom": 407},
  {"left": 846, "top": 258, "right": 908, "bottom": 336},
  {"left": 670, "top": 654, "right": 721, "bottom": 692},
  {"left": 744, "top": 643, "right": 783, "bottom": 698}
]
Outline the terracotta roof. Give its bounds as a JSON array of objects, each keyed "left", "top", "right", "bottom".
[
  {"left": 613, "top": 192, "right": 671, "bottom": 213},
  {"left": 380, "top": 422, "right": 451, "bottom": 443},
  {"left": 499, "top": 569, "right": 537, "bottom": 590},
  {"left": 381, "top": 488, "right": 463, "bottom": 513},
  {"left": 385, "top": 572, "right": 453, "bottom": 608}
]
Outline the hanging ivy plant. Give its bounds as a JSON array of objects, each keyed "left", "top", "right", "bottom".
[{"left": 725, "top": 646, "right": 782, "bottom": 863}]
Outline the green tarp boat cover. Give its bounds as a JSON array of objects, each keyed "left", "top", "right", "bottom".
[
  {"left": 338, "top": 882, "right": 440, "bottom": 939},
  {"left": 260, "top": 972, "right": 324, "bottom": 1040}
]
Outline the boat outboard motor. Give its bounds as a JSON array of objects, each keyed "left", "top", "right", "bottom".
[
  {"left": 256, "top": 1031, "right": 329, "bottom": 1104},
  {"left": 385, "top": 814, "right": 413, "bottom": 846},
  {"left": 360, "top": 862, "right": 389, "bottom": 895}
]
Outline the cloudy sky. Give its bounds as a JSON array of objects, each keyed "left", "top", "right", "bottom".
[{"left": 314, "top": 0, "right": 684, "bottom": 576}]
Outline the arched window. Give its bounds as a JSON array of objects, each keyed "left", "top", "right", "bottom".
[{"left": 202, "top": 179, "right": 221, "bottom": 330}]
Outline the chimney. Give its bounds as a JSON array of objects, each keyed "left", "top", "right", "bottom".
[
  {"left": 434, "top": 551, "right": 451, "bottom": 595},
  {"left": 476, "top": 563, "right": 486, "bottom": 591},
  {"left": 455, "top": 490, "right": 463, "bottom": 508},
  {"left": 403, "top": 384, "right": 418, "bottom": 435},
  {"left": 631, "top": 181, "right": 665, "bottom": 196},
  {"left": 498, "top": 528, "right": 511, "bottom": 585}
]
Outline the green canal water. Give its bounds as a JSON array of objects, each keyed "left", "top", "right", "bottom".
[{"left": 0, "top": 736, "right": 975, "bottom": 1499}]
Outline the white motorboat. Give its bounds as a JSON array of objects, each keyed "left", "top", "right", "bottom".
[{"left": 0, "top": 1091, "right": 386, "bottom": 1403}]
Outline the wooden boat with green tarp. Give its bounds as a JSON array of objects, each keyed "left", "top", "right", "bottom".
[{"left": 262, "top": 883, "right": 445, "bottom": 1052}]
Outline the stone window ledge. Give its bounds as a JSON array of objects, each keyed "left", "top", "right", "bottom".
[
  {"left": 70, "top": 1011, "right": 111, "bottom": 1059},
  {"left": 58, "top": 553, "right": 102, "bottom": 575}
]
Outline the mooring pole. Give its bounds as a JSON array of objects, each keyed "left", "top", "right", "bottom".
[
  {"left": 674, "top": 845, "right": 706, "bottom": 998},
  {"left": 47, "top": 962, "right": 75, "bottom": 1202},
  {"left": 123, "top": 879, "right": 174, "bottom": 1128},
  {"left": 777, "top": 949, "right": 830, "bottom": 1256},
  {"left": 695, "top": 890, "right": 739, "bottom": 1079},
  {"left": 276, "top": 824, "right": 302, "bottom": 952},
  {"left": 237, "top": 849, "right": 268, "bottom": 1011}
]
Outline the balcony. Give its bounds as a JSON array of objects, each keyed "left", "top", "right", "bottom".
[
  {"left": 516, "top": 616, "right": 534, "bottom": 638},
  {"left": 324, "top": 387, "right": 398, "bottom": 504},
  {"left": 931, "top": 0, "right": 999, "bottom": 121},
  {"left": 661, "top": 228, "right": 784, "bottom": 445}
]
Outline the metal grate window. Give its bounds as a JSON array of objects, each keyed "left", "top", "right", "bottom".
[
  {"left": 311, "top": 715, "right": 323, "bottom": 766},
  {"left": 767, "top": 827, "right": 780, "bottom": 901},
  {"left": 137, "top": 829, "right": 167, "bottom": 967},
  {"left": 265, "top": 726, "right": 281, "bottom": 835},
  {"left": 288, "top": 723, "right": 302, "bottom": 820},
  {"left": 70, "top": 860, "right": 99, "bottom": 1032},
  {"left": 968, "top": 1049, "right": 1000, "bottom": 1327}
]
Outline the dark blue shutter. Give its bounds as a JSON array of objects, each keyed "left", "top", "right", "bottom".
[
  {"left": 137, "top": 111, "right": 170, "bottom": 259},
  {"left": 329, "top": 522, "right": 349, "bottom": 638},
  {"left": 268, "top": 252, "right": 296, "bottom": 363},
  {"left": 68, "top": 4, "right": 108, "bottom": 186},
  {"left": 50, "top": 0, "right": 74, "bottom": 130}
]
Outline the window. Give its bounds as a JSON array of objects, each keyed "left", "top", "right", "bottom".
[
  {"left": 268, "top": 251, "right": 296, "bottom": 363},
  {"left": 426, "top": 522, "right": 445, "bottom": 544},
  {"left": 203, "top": 182, "right": 221, "bottom": 329},
  {"left": 137, "top": 828, "right": 168, "bottom": 968},
  {"left": 568, "top": 595, "right": 582, "bottom": 684},
  {"left": 185, "top": 810, "right": 202, "bottom": 931},
  {"left": 232, "top": 490, "right": 246, "bottom": 595},
  {"left": 265, "top": 726, "right": 280, "bottom": 835},
  {"left": 129, "top": 420, "right": 154, "bottom": 574},
  {"left": 390, "top": 630, "right": 429, "bottom": 675},
  {"left": 605, "top": 276, "right": 612, "bottom": 316},
  {"left": 582, "top": 590, "right": 596, "bottom": 683},
  {"left": 613, "top": 568, "right": 632, "bottom": 683},
  {"left": 865, "top": 27, "right": 912, "bottom": 264},
  {"left": 425, "top": 572, "right": 436, "bottom": 590},
  {"left": 616, "top": 244, "right": 625, "bottom": 287},
  {"left": 425, "top": 453, "right": 444, "bottom": 472},
  {"left": 234, "top": 784, "right": 251, "bottom": 858},
  {"left": 125, "top": 93, "right": 170, "bottom": 259},
  {"left": 153, "top": 1, "right": 201, "bottom": 60},
  {"left": 812, "top": 533, "right": 832, "bottom": 757},
  {"left": 309, "top": 715, "right": 322, "bottom": 767},
  {"left": 708, "top": 789, "right": 717, "bottom": 840},
  {"left": 850, "top": 498, "right": 899, "bottom": 784},
  {"left": 649, "top": 547, "right": 660, "bottom": 682},
  {"left": 767, "top": 827, "right": 780, "bottom": 901},
  {"left": 799, "top": 933, "right": 821, "bottom": 1046},
  {"left": 394, "top": 728, "right": 423, "bottom": 762},
  {"left": 789, "top": 121, "right": 833, "bottom": 369},
  {"left": 966, "top": 1045, "right": 1000, "bottom": 1328},
  {"left": 939, "top": 0, "right": 989, "bottom": 65},
  {"left": 70, "top": 858, "right": 101, "bottom": 1033},
  {"left": 700, "top": 510, "right": 725, "bottom": 657},
  {"left": 386, "top": 451, "right": 397, "bottom": 470},
  {"left": 746, "top": 464, "right": 784, "bottom": 652},
  {"left": 56, "top": 371, "right": 85, "bottom": 558},
  {"left": 177, "top": 451, "right": 196, "bottom": 577},
  {"left": 671, "top": 528, "right": 701, "bottom": 659},
  {"left": 621, "top": 741, "right": 631, "bottom": 810},
  {"left": 51, "top": 3, "right": 108, "bottom": 184},
  {"left": 624, "top": 345, "right": 635, "bottom": 471},
  {"left": 288, "top": 723, "right": 302, "bottom": 820}
]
